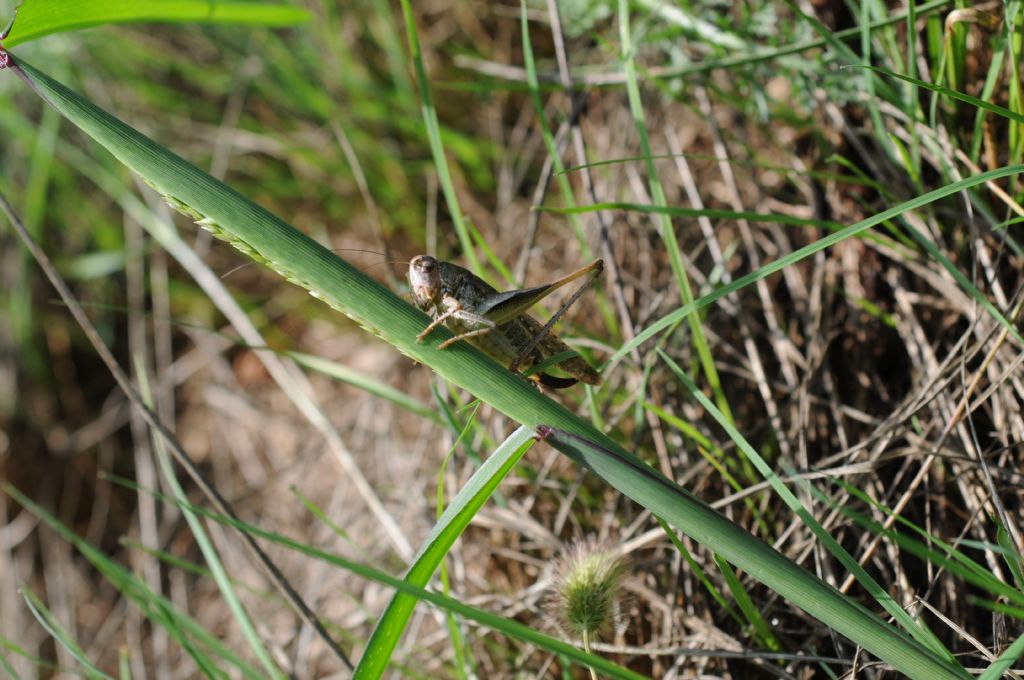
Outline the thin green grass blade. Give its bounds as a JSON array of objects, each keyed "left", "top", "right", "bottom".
[
  {"left": 548, "top": 202, "right": 840, "bottom": 229},
  {"left": 654, "top": 516, "right": 735, "bottom": 619},
  {"left": 561, "top": 152, "right": 871, "bottom": 187},
  {"left": 2, "top": 637, "right": 58, "bottom": 676},
  {"left": 84, "top": 479, "right": 648, "bottom": 680},
  {"left": 4, "top": 0, "right": 310, "bottom": 47},
  {"left": 835, "top": 490, "right": 1024, "bottom": 607},
  {"left": 123, "top": 537, "right": 273, "bottom": 594},
  {"left": 658, "top": 349, "right": 952, "bottom": 659},
  {"left": 618, "top": 0, "right": 732, "bottom": 422},
  {"left": 659, "top": 346, "right": 954, "bottom": 659},
  {"left": 527, "top": 350, "right": 582, "bottom": 378},
  {"left": 644, "top": 401, "right": 768, "bottom": 531},
  {"left": 713, "top": 555, "right": 780, "bottom": 651},
  {"left": 355, "top": 427, "right": 535, "bottom": 677},
  {"left": 857, "top": 64, "right": 1024, "bottom": 124},
  {"left": 4, "top": 484, "right": 265, "bottom": 678},
  {"left": 286, "top": 350, "right": 441, "bottom": 423},
  {"left": 19, "top": 588, "right": 112, "bottom": 680},
  {"left": 857, "top": 1, "right": 898, "bottom": 165},
  {"left": 830, "top": 485, "right": 1024, "bottom": 680},
  {"left": 603, "top": 164, "right": 1024, "bottom": 368},
  {"left": 519, "top": 0, "right": 594, "bottom": 263},
  {"left": 0, "top": 647, "right": 24, "bottom": 678},
  {"left": 137, "top": 362, "right": 286, "bottom": 680},
  {"left": 972, "top": 598, "right": 1024, "bottom": 619},
  {"left": 897, "top": 219, "right": 1023, "bottom": 344},
  {"left": 969, "top": 47, "right": 1009, "bottom": 163},
  {"left": 904, "top": 0, "right": 923, "bottom": 182},
  {"left": 396, "top": 0, "right": 479, "bottom": 273},
  {"left": 996, "top": 522, "right": 1024, "bottom": 589},
  {"left": 978, "top": 626, "right": 1024, "bottom": 680}
]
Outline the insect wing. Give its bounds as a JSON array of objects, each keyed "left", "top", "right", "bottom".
[
  {"left": 475, "top": 284, "right": 554, "bottom": 324},
  {"left": 476, "top": 259, "right": 603, "bottom": 325}
]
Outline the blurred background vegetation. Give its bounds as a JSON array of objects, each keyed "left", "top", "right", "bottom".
[{"left": 1, "top": 0, "right": 1023, "bottom": 677}]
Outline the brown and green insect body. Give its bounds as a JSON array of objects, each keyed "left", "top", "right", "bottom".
[{"left": 408, "top": 255, "right": 602, "bottom": 388}]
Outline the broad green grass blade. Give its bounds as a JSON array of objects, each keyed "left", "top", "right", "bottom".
[
  {"left": 356, "top": 427, "right": 534, "bottom": 677},
  {"left": 603, "top": 164, "right": 1024, "bottom": 368},
  {"left": 4, "top": 54, "right": 628, "bottom": 460},
  {"left": 3, "top": 0, "right": 310, "bottom": 47},
  {"left": 535, "top": 426, "right": 969, "bottom": 680},
  {"left": 5, "top": 57, "right": 973, "bottom": 680}
]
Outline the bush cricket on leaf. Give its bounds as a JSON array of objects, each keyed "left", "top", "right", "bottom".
[{"left": 408, "top": 255, "right": 603, "bottom": 388}]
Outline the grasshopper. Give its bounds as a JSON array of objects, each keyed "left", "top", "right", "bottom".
[{"left": 408, "top": 255, "right": 603, "bottom": 388}]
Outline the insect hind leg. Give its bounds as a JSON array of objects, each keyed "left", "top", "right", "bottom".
[{"left": 508, "top": 262, "right": 603, "bottom": 373}]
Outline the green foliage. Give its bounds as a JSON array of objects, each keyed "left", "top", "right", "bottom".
[{"left": 4, "top": 0, "right": 1024, "bottom": 677}]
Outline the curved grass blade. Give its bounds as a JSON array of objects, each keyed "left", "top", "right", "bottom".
[
  {"left": 3, "top": 0, "right": 310, "bottom": 48},
  {"left": 547, "top": 202, "right": 840, "bottom": 228},
  {"left": 45, "top": 478, "right": 646, "bottom": 680},
  {"left": 20, "top": 588, "right": 114, "bottom": 680},
  {"left": 286, "top": 350, "right": 441, "bottom": 424},
  {"left": 602, "top": 164, "right": 1024, "bottom": 369},
  {"left": 4, "top": 484, "right": 266, "bottom": 678},
  {"left": 356, "top": 427, "right": 534, "bottom": 677},
  {"left": 857, "top": 64, "right": 1024, "bottom": 125}
]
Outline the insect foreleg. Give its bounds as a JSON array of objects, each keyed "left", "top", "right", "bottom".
[
  {"left": 416, "top": 305, "right": 457, "bottom": 342},
  {"left": 416, "top": 295, "right": 498, "bottom": 349}
]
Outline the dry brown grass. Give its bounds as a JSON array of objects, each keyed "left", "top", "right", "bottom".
[{"left": 2, "top": 1, "right": 1023, "bottom": 678}]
